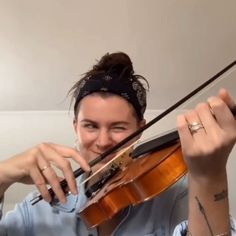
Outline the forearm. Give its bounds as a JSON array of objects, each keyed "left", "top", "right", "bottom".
[
  {"left": 188, "top": 172, "right": 230, "bottom": 236},
  {"left": 0, "top": 162, "right": 12, "bottom": 198}
]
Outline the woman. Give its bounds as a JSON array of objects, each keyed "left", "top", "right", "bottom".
[{"left": 0, "top": 52, "right": 235, "bottom": 235}]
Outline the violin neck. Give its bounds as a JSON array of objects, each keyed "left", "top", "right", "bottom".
[{"left": 132, "top": 129, "right": 179, "bottom": 159}]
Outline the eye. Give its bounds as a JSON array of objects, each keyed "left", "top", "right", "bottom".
[
  {"left": 83, "top": 123, "right": 97, "bottom": 130},
  {"left": 112, "top": 126, "right": 126, "bottom": 131}
]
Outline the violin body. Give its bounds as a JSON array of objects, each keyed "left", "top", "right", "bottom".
[{"left": 79, "top": 142, "right": 187, "bottom": 228}]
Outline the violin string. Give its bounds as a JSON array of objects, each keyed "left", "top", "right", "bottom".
[{"left": 79, "top": 140, "right": 139, "bottom": 187}]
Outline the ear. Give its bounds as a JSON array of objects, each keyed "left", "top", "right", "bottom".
[
  {"left": 139, "top": 119, "right": 146, "bottom": 128},
  {"left": 136, "top": 119, "right": 146, "bottom": 140},
  {"left": 73, "top": 118, "right": 77, "bottom": 133}
]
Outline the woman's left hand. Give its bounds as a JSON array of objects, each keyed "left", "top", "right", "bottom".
[{"left": 177, "top": 88, "right": 236, "bottom": 180}]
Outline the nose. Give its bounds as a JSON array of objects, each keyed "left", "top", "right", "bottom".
[{"left": 95, "top": 129, "right": 113, "bottom": 151}]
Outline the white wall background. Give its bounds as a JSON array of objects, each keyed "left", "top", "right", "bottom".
[{"left": 0, "top": 0, "right": 236, "bottom": 111}]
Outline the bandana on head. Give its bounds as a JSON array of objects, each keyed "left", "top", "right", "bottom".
[{"left": 74, "top": 72, "right": 147, "bottom": 119}]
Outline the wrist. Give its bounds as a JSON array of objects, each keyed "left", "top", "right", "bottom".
[
  {"left": 188, "top": 170, "right": 228, "bottom": 189},
  {"left": 188, "top": 172, "right": 229, "bottom": 203},
  {"left": 188, "top": 172, "right": 230, "bottom": 236}
]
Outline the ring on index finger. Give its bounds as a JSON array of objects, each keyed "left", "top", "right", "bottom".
[{"left": 188, "top": 122, "right": 205, "bottom": 134}]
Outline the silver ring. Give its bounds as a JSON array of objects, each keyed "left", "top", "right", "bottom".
[
  {"left": 188, "top": 122, "right": 204, "bottom": 134},
  {"left": 40, "top": 165, "right": 50, "bottom": 172}
]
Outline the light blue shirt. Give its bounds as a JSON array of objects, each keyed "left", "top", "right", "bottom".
[{"left": 0, "top": 176, "right": 235, "bottom": 236}]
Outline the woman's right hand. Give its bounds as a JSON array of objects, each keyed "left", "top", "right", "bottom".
[{"left": 0, "top": 143, "right": 90, "bottom": 203}]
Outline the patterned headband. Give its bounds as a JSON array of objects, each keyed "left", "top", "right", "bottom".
[{"left": 74, "top": 72, "right": 147, "bottom": 119}]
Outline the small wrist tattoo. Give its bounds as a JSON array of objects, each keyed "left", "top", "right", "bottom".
[{"left": 214, "top": 190, "right": 228, "bottom": 201}]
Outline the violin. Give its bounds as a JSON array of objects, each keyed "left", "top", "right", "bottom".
[
  {"left": 78, "top": 102, "right": 236, "bottom": 228},
  {"left": 79, "top": 130, "right": 187, "bottom": 228},
  {"left": 30, "top": 60, "right": 236, "bottom": 228}
]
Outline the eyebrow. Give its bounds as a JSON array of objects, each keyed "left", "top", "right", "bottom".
[{"left": 80, "top": 119, "right": 130, "bottom": 126}]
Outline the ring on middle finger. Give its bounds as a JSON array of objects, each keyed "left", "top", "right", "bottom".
[{"left": 188, "top": 122, "right": 205, "bottom": 134}]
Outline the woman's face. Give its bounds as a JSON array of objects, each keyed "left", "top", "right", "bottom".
[{"left": 74, "top": 94, "right": 144, "bottom": 169}]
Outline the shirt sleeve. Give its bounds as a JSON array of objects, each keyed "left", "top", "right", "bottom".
[
  {"left": 0, "top": 197, "right": 31, "bottom": 236},
  {"left": 172, "top": 218, "right": 236, "bottom": 236}
]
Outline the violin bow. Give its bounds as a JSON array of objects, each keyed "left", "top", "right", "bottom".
[{"left": 30, "top": 60, "right": 236, "bottom": 205}]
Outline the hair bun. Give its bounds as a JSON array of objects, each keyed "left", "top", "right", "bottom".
[{"left": 93, "top": 52, "right": 134, "bottom": 77}]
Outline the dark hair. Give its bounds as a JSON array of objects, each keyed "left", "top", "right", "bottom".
[{"left": 69, "top": 52, "right": 149, "bottom": 121}]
